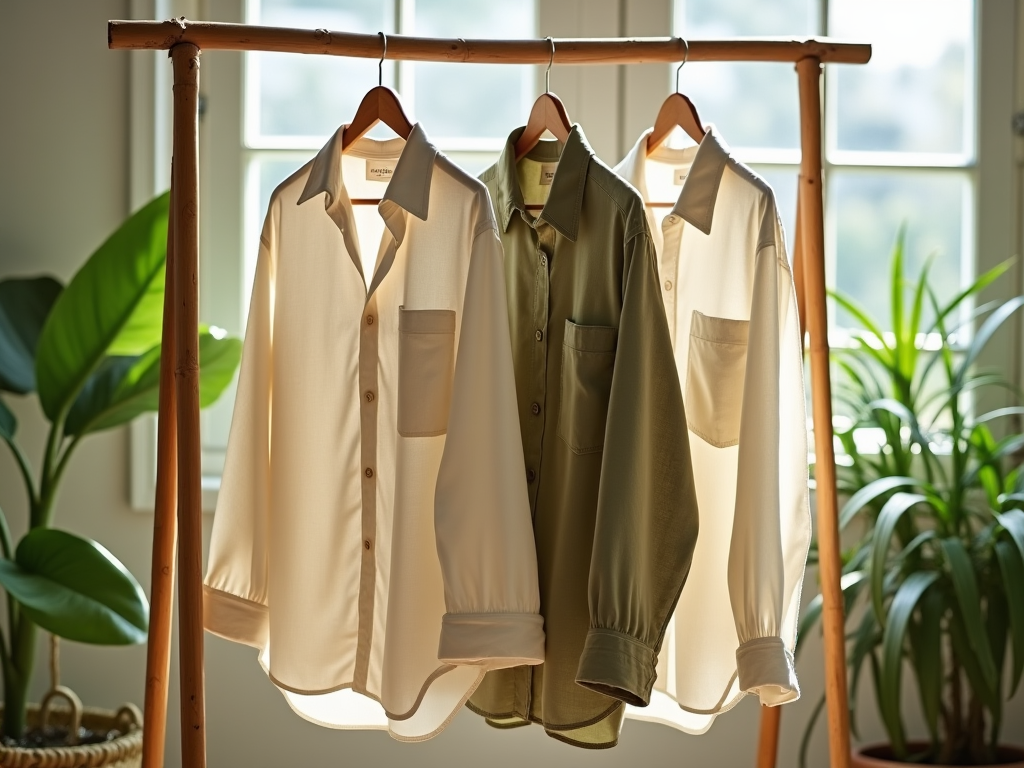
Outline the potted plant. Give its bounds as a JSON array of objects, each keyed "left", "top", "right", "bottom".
[
  {"left": 798, "top": 230, "right": 1024, "bottom": 767},
  {"left": 0, "top": 192, "right": 241, "bottom": 765}
]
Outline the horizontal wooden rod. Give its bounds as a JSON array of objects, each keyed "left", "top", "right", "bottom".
[{"left": 109, "top": 20, "right": 871, "bottom": 65}]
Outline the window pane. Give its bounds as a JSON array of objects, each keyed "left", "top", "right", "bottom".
[
  {"left": 673, "top": 0, "right": 817, "bottom": 150},
  {"left": 829, "top": 0, "right": 973, "bottom": 156},
  {"left": 251, "top": 0, "right": 394, "bottom": 141},
  {"left": 831, "top": 171, "right": 968, "bottom": 330},
  {"left": 411, "top": 0, "right": 535, "bottom": 140}
]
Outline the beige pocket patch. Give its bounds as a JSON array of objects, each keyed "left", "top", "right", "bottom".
[
  {"left": 558, "top": 320, "right": 618, "bottom": 455},
  {"left": 685, "top": 311, "right": 749, "bottom": 448},
  {"left": 398, "top": 307, "right": 456, "bottom": 437}
]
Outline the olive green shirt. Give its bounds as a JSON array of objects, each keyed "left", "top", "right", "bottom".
[{"left": 467, "top": 126, "right": 700, "bottom": 749}]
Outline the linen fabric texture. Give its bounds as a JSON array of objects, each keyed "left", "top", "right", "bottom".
[
  {"left": 615, "top": 126, "right": 811, "bottom": 735},
  {"left": 466, "top": 125, "right": 700, "bottom": 749},
  {"left": 203, "top": 124, "right": 544, "bottom": 742}
]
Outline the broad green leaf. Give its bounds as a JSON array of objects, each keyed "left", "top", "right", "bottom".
[
  {"left": 941, "top": 538, "right": 998, "bottom": 694},
  {"left": 796, "top": 570, "right": 867, "bottom": 655},
  {"left": 973, "top": 406, "right": 1024, "bottom": 426},
  {"left": 35, "top": 192, "right": 169, "bottom": 421},
  {"left": 0, "top": 397, "right": 14, "bottom": 441},
  {"left": 64, "top": 332, "right": 241, "bottom": 436},
  {"left": 0, "top": 528, "right": 148, "bottom": 644},
  {"left": 880, "top": 570, "right": 940, "bottom": 759},
  {"left": 0, "top": 277, "right": 63, "bottom": 394},
  {"left": 840, "top": 475, "right": 921, "bottom": 530},
  {"left": 871, "top": 493, "right": 926, "bottom": 622},
  {"left": 830, "top": 291, "right": 893, "bottom": 364},
  {"left": 903, "top": 254, "right": 934, "bottom": 381},
  {"left": 908, "top": 584, "right": 943, "bottom": 744},
  {"left": 995, "top": 540, "right": 1024, "bottom": 695}
]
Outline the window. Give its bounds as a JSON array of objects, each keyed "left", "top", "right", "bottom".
[{"left": 673, "top": 0, "right": 976, "bottom": 333}]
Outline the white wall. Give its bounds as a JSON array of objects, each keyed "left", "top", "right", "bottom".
[{"left": 0, "top": 3, "right": 1021, "bottom": 767}]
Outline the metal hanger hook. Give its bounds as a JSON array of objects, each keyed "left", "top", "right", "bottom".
[
  {"left": 545, "top": 36, "right": 555, "bottom": 94},
  {"left": 675, "top": 38, "right": 689, "bottom": 92},
  {"left": 378, "top": 31, "right": 387, "bottom": 87}
]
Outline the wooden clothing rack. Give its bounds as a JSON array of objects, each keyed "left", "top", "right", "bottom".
[{"left": 107, "top": 20, "right": 871, "bottom": 768}]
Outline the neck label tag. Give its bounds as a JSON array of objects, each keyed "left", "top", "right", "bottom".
[
  {"left": 366, "top": 159, "right": 397, "bottom": 182},
  {"left": 540, "top": 163, "right": 558, "bottom": 186}
]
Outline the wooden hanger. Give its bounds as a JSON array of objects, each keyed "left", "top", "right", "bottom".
[
  {"left": 343, "top": 32, "right": 414, "bottom": 205},
  {"left": 515, "top": 37, "right": 572, "bottom": 163},
  {"left": 647, "top": 39, "right": 705, "bottom": 156}
]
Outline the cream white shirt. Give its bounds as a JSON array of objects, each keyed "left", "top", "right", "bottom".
[
  {"left": 203, "top": 123, "right": 544, "bottom": 741},
  {"left": 616, "top": 127, "right": 811, "bottom": 734}
]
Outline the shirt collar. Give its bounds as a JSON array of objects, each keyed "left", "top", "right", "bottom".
[
  {"left": 619, "top": 124, "right": 731, "bottom": 235},
  {"left": 493, "top": 124, "right": 593, "bottom": 242},
  {"left": 297, "top": 122, "right": 439, "bottom": 225}
]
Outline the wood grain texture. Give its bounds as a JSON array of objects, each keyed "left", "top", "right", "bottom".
[
  {"left": 170, "top": 42, "right": 206, "bottom": 768},
  {"left": 796, "top": 55, "right": 852, "bottom": 768},
  {"left": 756, "top": 704, "right": 782, "bottom": 768},
  {"left": 109, "top": 21, "right": 871, "bottom": 64},
  {"left": 141, "top": 172, "right": 177, "bottom": 768}
]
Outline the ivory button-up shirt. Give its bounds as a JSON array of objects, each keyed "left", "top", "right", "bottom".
[
  {"left": 616, "top": 127, "right": 811, "bottom": 734},
  {"left": 467, "top": 125, "right": 700, "bottom": 749},
  {"left": 203, "top": 124, "right": 544, "bottom": 741}
]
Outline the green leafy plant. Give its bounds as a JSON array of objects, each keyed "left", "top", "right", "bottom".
[
  {"left": 0, "top": 192, "right": 242, "bottom": 741},
  {"left": 798, "top": 229, "right": 1024, "bottom": 765}
]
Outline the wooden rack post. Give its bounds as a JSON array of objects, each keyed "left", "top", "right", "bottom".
[
  {"left": 169, "top": 42, "right": 206, "bottom": 768},
  {"left": 109, "top": 22, "right": 870, "bottom": 768},
  {"left": 141, "top": 167, "right": 176, "bottom": 768},
  {"left": 797, "top": 54, "right": 853, "bottom": 768}
]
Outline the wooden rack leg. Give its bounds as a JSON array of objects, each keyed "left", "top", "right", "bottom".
[
  {"left": 142, "top": 172, "right": 177, "bottom": 768},
  {"left": 797, "top": 55, "right": 852, "bottom": 768},
  {"left": 170, "top": 42, "right": 207, "bottom": 768}
]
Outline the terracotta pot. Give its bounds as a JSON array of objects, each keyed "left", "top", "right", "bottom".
[{"left": 853, "top": 743, "right": 1024, "bottom": 768}]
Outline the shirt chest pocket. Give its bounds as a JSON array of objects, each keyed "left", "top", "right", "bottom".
[
  {"left": 685, "top": 310, "right": 750, "bottom": 449},
  {"left": 558, "top": 320, "right": 618, "bottom": 455},
  {"left": 398, "top": 307, "right": 456, "bottom": 437}
]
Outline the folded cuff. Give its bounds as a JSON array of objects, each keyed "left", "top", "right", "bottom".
[
  {"left": 736, "top": 636, "right": 800, "bottom": 706},
  {"left": 203, "top": 585, "right": 269, "bottom": 650},
  {"left": 575, "top": 628, "right": 657, "bottom": 707},
  {"left": 437, "top": 612, "right": 544, "bottom": 668}
]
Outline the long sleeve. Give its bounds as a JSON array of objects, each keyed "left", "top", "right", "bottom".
[
  {"left": 575, "top": 232, "right": 700, "bottom": 707},
  {"left": 203, "top": 215, "right": 276, "bottom": 650},
  {"left": 433, "top": 225, "right": 545, "bottom": 668},
  {"left": 727, "top": 224, "right": 806, "bottom": 706}
]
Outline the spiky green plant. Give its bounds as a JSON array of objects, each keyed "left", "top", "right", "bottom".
[{"left": 798, "top": 229, "right": 1024, "bottom": 765}]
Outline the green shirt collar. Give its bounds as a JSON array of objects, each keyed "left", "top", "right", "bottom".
[
  {"left": 618, "top": 124, "right": 731, "bottom": 235},
  {"left": 492, "top": 124, "right": 594, "bottom": 242}
]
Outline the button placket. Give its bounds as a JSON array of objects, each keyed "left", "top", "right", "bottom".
[
  {"left": 526, "top": 228, "right": 553, "bottom": 513},
  {"left": 661, "top": 218, "right": 683, "bottom": 345}
]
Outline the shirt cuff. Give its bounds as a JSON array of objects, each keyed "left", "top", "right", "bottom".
[
  {"left": 203, "top": 585, "right": 269, "bottom": 650},
  {"left": 575, "top": 628, "right": 657, "bottom": 707},
  {"left": 736, "top": 636, "right": 800, "bottom": 706},
  {"left": 437, "top": 612, "right": 545, "bottom": 668}
]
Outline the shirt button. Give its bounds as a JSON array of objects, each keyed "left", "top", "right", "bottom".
[
  {"left": 364, "top": 391, "right": 375, "bottom": 403},
  {"left": 664, "top": 280, "right": 673, "bottom": 291},
  {"left": 527, "top": 468, "right": 536, "bottom": 483},
  {"left": 364, "top": 467, "right": 374, "bottom": 478},
  {"left": 540, "top": 256, "right": 548, "bottom": 267},
  {"left": 666, "top": 215, "right": 678, "bottom": 224},
  {"left": 366, "top": 315, "right": 374, "bottom": 325},
  {"left": 364, "top": 539, "right": 372, "bottom": 550},
  {"left": 535, "top": 330, "right": 544, "bottom": 342},
  {"left": 531, "top": 402, "right": 541, "bottom": 415}
]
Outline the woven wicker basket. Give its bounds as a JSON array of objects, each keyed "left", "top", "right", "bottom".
[{"left": 0, "top": 687, "right": 142, "bottom": 768}]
